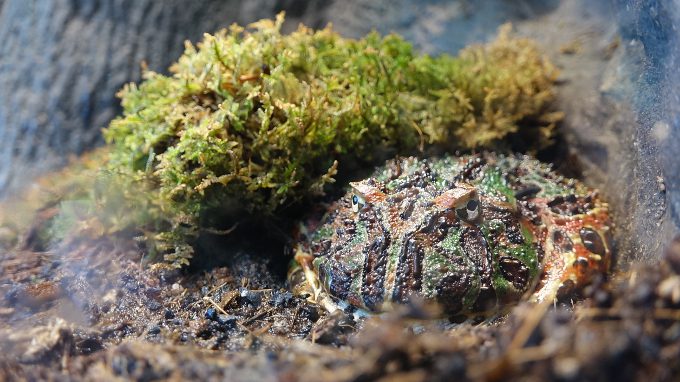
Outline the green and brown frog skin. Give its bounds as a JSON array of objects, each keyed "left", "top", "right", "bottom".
[{"left": 289, "top": 153, "right": 612, "bottom": 317}]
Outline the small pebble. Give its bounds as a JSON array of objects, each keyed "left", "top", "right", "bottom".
[
  {"left": 169, "top": 283, "right": 184, "bottom": 297},
  {"left": 216, "top": 314, "right": 238, "bottom": 328},
  {"left": 164, "top": 309, "right": 175, "bottom": 320},
  {"left": 271, "top": 291, "right": 293, "bottom": 307},
  {"left": 553, "top": 357, "right": 580, "bottom": 380},
  {"left": 240, "top": 288, "right": 262, "bottom": 307},
  {"left": 148, "top": 326, "right": 161, "bottom": 335},
  {"left": 145, "top": 287, "right": 161, "bottom": 298},
  {"left": 205, "top": 307, "right": 217, "bottom": 320},
  {"left": 5, "top": 286, "right": 20, "bottom": 304},
  {"left": 147, "top": 301, "right": 162, "bottom": 311}
]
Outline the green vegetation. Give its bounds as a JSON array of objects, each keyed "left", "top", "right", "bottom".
[{"left": 65, "top": 14, "right": 558, "bottom": 266}]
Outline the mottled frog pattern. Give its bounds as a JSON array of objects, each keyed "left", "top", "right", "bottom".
[{"left": 290, "top": 153, "right": 612, "bottom": 316}]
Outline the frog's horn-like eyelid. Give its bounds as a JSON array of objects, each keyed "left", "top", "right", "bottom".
[
  {"left": 349, "top": 181, "right": 386, "bottom": 203},
  {"left": 434, "top": 184, "right": 477, "bottom": 210}
]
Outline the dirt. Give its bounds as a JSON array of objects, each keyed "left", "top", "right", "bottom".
[{"left": 0, "top": 224, "right": 679, "bottom": 381}]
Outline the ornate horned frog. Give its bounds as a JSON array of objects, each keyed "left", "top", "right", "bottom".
[{"left": 289, "top": 153, "right": 612, "bottom": 317}]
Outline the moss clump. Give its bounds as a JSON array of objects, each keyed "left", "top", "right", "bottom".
[
  {"left": 0, "top": 149, "right": 170, "bottom": 255},
  {"left": 103, "top": 14, "right": 560, "bottom": 266}
]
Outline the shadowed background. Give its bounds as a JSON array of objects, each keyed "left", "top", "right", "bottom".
[{"left": 0, "top": 0, "right": 677, "bottom": 263}]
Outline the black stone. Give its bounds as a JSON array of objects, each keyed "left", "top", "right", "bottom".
[
  {"left": 204, "top": 307, "right": 217, "bottom": 320},
  {"left": 216, "top": 314, "right": 238, "bottom": 328},
  {"left": 271, "top": 291, "right": 293, "bottom": 307},
  {"left": 179, "top": 332, "right": 189, "bottom": 342},
  {"left": 147, "top": 301, "right": 162, "bottom": 311},
  {"left": 239, "top": 288, "right": 262, "bottom": 307}
]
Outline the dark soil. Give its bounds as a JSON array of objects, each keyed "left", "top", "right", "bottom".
[{"left": 1, "top": 229, "right": 679, "bottom": 381}]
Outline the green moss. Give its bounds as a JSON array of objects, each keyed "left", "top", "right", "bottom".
[{"left": 102, "top": 14, "right": 560, "bottom": 266}]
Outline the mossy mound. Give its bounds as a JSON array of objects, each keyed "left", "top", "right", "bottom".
[{"left": 100, "top": 14, "right": 560, "bottom": 266}]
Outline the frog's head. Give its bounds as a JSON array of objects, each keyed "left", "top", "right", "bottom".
[
  {"left": 350, "top": 179, "right": 483, "bottom": 226},
  {"left": 533, "top": 192, "right": 613, "bottom": 302}
]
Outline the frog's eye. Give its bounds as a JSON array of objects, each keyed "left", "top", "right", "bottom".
[
  {"left": 351, "top": 194, "right": 366, "bottom": 213},
  {"left": 349, "top": 180, "right": 386, "bottom": 212},
  {"left": 455, "top": 197, "right": 482, "bottom": 223},
  {"left": 465, "top": 199, "right": 480, "bottom": 220}
]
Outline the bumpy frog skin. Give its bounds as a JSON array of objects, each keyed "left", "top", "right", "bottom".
[{"left": 290, "top": 153, "right": 612, "bottom": 316}]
